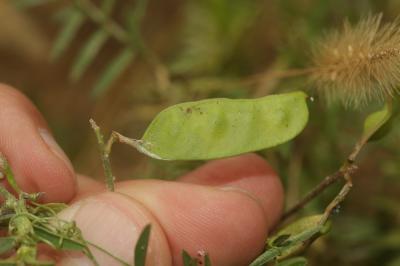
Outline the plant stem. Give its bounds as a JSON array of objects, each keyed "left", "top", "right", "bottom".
[
  {"left": 244, "top": 67, "right": 316, "bottom": 86},
  {"left": 280, "top": 129, "right": 369, "bottom": 224},
  {"left": 0, "top": 153, "right": 21, "bottom": 194},
  {"left": 319, "top": 173, "right": 353, "bottom": 225},
  {"left": 280, "top": 164, "right": 357, "bottom": 222},
  {"left": 0, "top": 185, "right": 15, "bottom": 201},
  {"left": 89, "top": 119, "right": 115, "bottom": 191}
]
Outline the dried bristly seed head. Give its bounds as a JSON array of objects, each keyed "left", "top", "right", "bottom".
[{"left": 310, "top": 14, "right": 400, "bottom": 108}]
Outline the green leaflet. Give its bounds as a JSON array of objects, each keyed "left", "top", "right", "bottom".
[
  {"left": 134, "top": 224, "right": 151, "bottom": 266},
  {"left": 204, "top": 254, "right": 212, "bottom": 266},
  {"left": 135, "top": 91, "right": 309, "bottom": 160},
  {"left": 0, "top": 237, "right": 15, "bottom": 255},
  {"left": 0, "top": 261, "right": 18, "bottom": 266},
  {"left": 362, "top": 102, "right": 393, "bottom": 142},
  {"left": 268, "top": 214, "right": 330, "bottom": 259},
  {"left": 33, "top": 226, "right": 86, "bottom": 251},
  {"left": 182, "top": 250, "right": 197, "bottom": 266},
  {"left": 277, "top": 257, "right": 308, "bottom": 266},
  {"left": 250, "top": 215, "right": 329, "bottom": 266}
]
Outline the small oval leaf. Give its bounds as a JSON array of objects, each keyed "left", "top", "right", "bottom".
[
  {"left": 0, "top": 237, "right": 15, "bottom": 255},
  {"left": 268, "top": 214, "right": 330, "bottom": 260},
  {"left": 0, "top": 260, "right": 18, "bottom": 266},
  {"left": 277, "top": 257, "right": 308, "bottom": 266},
  {"left": 33, "top": 226, "right": 86, "bottom": 251},
  {"left": 137, "top": 91, "right": 309, "bottom": 160},
  {"left": 182, "top": 250, "right": 197, "bottom": 266},
  {"left": 363, "top": 102, "right": 393, "bottom": 142},
  {"left": 250, "top": 215, "right": 328, "bottom": 266},
  {"left": 204, "top": 254, "right": 212, "bottom": 266},
  {"left": 134, "top": 224, "right": 151, "bottom": 266}
]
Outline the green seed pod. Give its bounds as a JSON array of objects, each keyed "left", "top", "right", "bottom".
[
  {"left": 10, "top": 215, "right": 33, "bottom": 237},
  {"left": 16, "top": 244, "right": 37, "bottom": 263},
  {"left": 135, "top": 91, "right": 309, "bottom": 160}
]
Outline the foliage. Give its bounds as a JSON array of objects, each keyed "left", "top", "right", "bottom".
[{"left": 1, "top": 0, "right": 400, "bottom": 265}]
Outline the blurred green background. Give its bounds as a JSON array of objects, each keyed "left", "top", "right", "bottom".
[{"left": 0, "top": 0, "right": 399, "bottom": 265}]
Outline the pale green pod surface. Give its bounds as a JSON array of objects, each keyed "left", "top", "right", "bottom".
[{"left": 138, "top": 91, "right": 309, "bottom": 160}]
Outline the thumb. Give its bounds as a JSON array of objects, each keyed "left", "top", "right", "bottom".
[
  {"left": 0, "top": 84, "right": 76, "bottom": 202},
  {"left": 57, "top": 192, "right": 171, "bottom": 266},
  {"left": 55, "top": 154, "right": 283, "bottom": 266}
]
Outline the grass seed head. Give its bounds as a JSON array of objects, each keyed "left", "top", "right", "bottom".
[{"left": 311, "top": 14, "right": 400, "bottom": 108}]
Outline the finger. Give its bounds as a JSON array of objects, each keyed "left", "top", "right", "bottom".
[
  {"left": 58, "top": 192, "right": 172, "bottom": 266},
  {"left": 57, "top": 154, "right": 283, "bottom": 266},
  {"left": 179, "top": 153, "right": 283, "bottom": 225},
  {"left": 0, "top": 84, "right": 76, "bottom": 202},
  {"left": 75, "top": 174, "right": 104, "bottom": 198}
]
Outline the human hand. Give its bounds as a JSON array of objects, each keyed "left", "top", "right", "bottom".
[{"left": 0, "top": 84, "right": 284, "bottom": 266}]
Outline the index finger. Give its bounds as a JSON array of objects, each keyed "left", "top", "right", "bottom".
[{"left": 0, "top": 84, "right": 76, "bottom": 202}]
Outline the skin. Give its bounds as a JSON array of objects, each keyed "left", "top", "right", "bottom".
[{"left": 0, "top": 84, "right": 284, "bottom": 266}]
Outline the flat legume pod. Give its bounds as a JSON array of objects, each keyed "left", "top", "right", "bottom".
[{"left": 137, "top": 91, "right": 309, "bottom": 160}]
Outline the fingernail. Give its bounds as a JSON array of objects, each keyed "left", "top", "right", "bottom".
[
  {"left": 38, "top": 128, "right": 74, "bottom": 174},
  {"left": 58, "top": 196, "right": 141, "bottom": 265}
]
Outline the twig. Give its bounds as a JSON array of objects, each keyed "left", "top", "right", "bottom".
[
  {"left": 280, "top": 164, "right": 357, "bottom": 222},
  {"left": 89, "top": 119, "right": 115, "bottom": 191},
  {"left": 0, "top": 185, "right": 15, "bottom": 201},
  {"left": 244, "top": 67, "right": 316, "bottom": 86},
  {"left": 0, "top": 153, "right": 21, "bottom": 194},
  {"left": 319, "top": 173, "right": 353, "bottom": 225},
  {"left": 280, "top": 129, "right": 369, "bottom": 223}
]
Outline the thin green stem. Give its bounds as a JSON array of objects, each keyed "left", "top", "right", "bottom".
[
  {"left": 0, "top": 185, "right": 15, "bottom": 201},
  {"left": 87, "top": 241, "right": 130, "bottom": 266},
  {"left": 89, "top": 119, "right": 115, "bottom": 191},
  {"left": 0, "top": 153, "right": 21, "bottom": 194}
]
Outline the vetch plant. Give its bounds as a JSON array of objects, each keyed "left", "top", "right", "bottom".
[
  {"left": 1, "top": 7, "right": 399, "bottom": 266},
  {"left": 88, "top": 14, "right": 397, "bottom": 265},
  {"left": 0, "top": 153, "right": 151, "bottom": 266}
]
